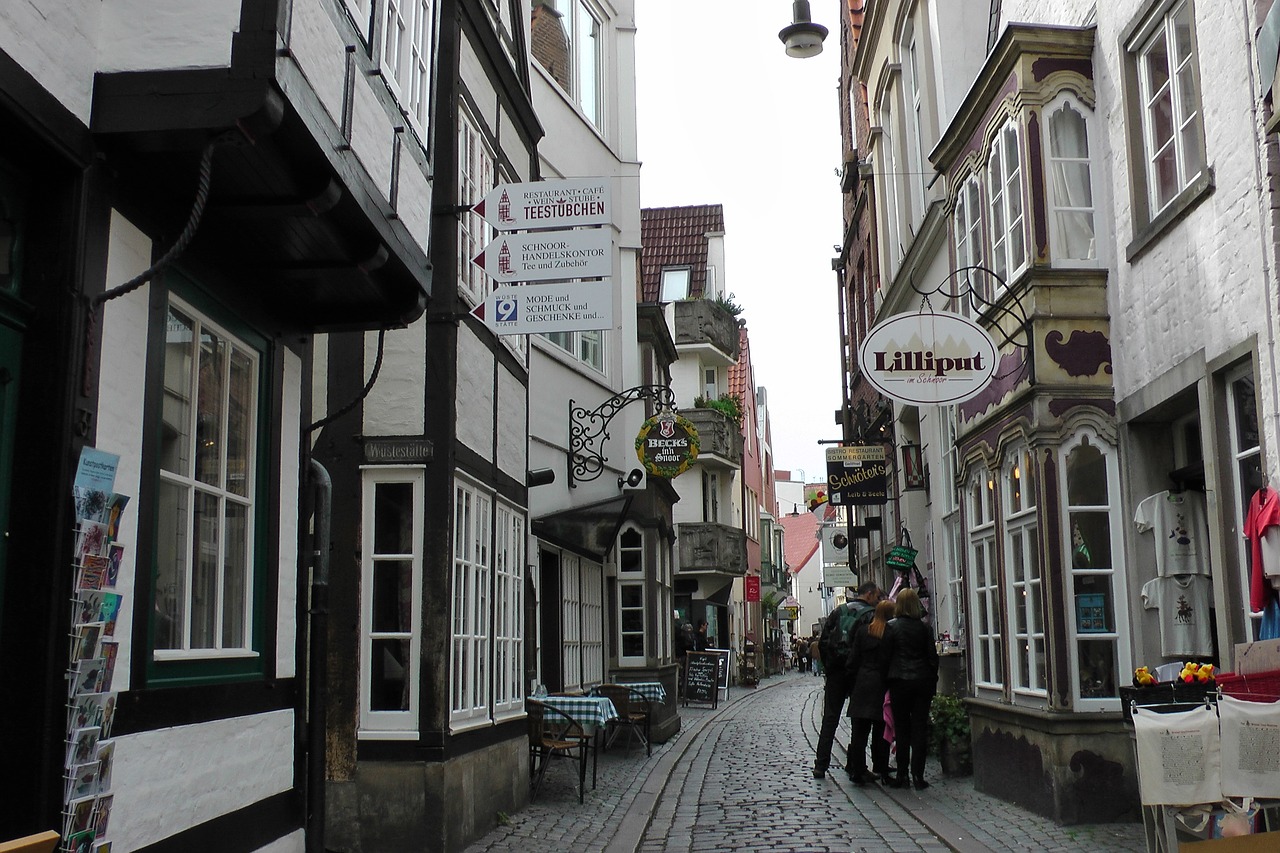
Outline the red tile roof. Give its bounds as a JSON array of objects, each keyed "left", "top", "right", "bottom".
[
  {"left": 780, "top": 511, "right": 821, "bottom": 573},
  {"left": 640, "top": 204, "right": 725, "bottom": 302},
  {"left": 727, "top": 325, "right": 751, "bottom": 402}
]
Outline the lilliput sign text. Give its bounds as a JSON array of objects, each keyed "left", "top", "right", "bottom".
[{"left": 858, "top": 310, "right": 998, "bottom": 405}]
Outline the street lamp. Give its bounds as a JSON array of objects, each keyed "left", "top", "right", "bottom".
[{"left": 779, "top": 0, "right": 828, "bottom": 58}]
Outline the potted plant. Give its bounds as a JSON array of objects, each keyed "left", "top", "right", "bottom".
[{"left": 929, "top": 693, "right": 972, "bottom": 776}]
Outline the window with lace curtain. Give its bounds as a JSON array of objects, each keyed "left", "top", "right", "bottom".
[{"left": 1046, "top": 100, "right": 1098, "bottom": 263}]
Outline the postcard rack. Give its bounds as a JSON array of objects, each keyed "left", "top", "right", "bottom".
[{"left": 61, "top": 449, "right": 129, "bottom": 852}]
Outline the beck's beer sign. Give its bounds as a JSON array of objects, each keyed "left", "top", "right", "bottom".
[{"left": 635, "top": 413, "right": 700, "bottom": 479}]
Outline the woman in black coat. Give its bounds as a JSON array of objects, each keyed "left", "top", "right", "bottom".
[
  {"left": 846, "top": 599, "right": 896, "bottom": 785},
  {"left": 880, "top": 588, "right": 939, "bottom": 790}
]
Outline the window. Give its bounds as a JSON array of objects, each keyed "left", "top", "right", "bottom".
[
  {"left": 703, "top": 367, "right": 718, "bottom": 401},
  {"left": 379, "top": 0, "right": 435, "bottom": 131},
  {"left": 617, "top": 527, "right": 645, "bottom": 665},
  {"left": 532, "top": 0, "right": 603, "bottom": 128},
  {"left": 344, "top": 0, "right": 373, "bottom": 42},
  {"left": 560, "top": 553, "right": 604, "bottom": 690},
  {"left": 879, "top": 111, "right": 903, "bottom": 275},
  {"left": 542, "top": 328, "right": 605, "bottom": 373},
  {"left": 1047, "top": 102, "right": 1097, "bottom": 262},
  {"left": 451, "top": 475, "right": 491, "bottom": 726},
  {"left": 1062, "top": 432, "right": 1128, "bottom": 707},
  {"left": 660, "top": 267, "right": 690, "bottom": 301},
  {"left": 494, "top": 502, "right": 525, "bottom": 717},
  {"left": 1225, "top": 367, "right": 1261, "bottom": 631},
  {"left": 967, "top": 467, "right": 1001, "bottom": 688},
  {"left": 702, "top": 471, "right": 720, "bottom": 523},
  {"left": 952, "top": 176, "right": 986, "bottom": 308},
  {"left": 1004, "top": 447, "right": 1045, "bottom": 697},
  {"left": 904, "top": 31, "right": 928, "bottom": 219},
  {"left": 153, "top": 296, "right": 262, "bottom": 671},
  {"left": 360, "top": 469, "right": 423, "bottom": 735},
  {"left": 938, "top": 410, "right": 964, "bottom": 641},
  {"left": 457, "top": 108, "right": 494, "bottom": 303},
  {"left": 987, "top": 119, "right": 1026, "bottom": 287},
  {"left": 1132, "top": 0, "right": 1204, "bottom": 217}
]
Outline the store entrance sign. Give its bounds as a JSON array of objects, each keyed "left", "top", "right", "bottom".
[{"left": 858, "top": 310, "right": 998, "bottom": 405}]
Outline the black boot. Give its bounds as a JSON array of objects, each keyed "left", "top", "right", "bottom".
[{"left": 913, "top": 776, "right": 930, "bottom": 790}]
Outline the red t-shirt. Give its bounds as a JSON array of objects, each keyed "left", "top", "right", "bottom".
[{"left": 1245, "top": 488, "right": 1280, "bottom": 611}]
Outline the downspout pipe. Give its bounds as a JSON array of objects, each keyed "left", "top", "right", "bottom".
[{"left": 306, "top": 459, "right": 332, "bottom": 853}]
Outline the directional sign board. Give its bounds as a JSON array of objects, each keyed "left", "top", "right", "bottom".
[
  {"left": 474, "top": 178, "right": 611, "bottom": 231},
  {"left": 472, "top": 229, "right": 611, "bottom": 283},
  {"left": 470, "top": 282, "right": 613, "bottom": 336}
]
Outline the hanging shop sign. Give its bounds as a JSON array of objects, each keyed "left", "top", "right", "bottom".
[
  {"left": 473, "top": 178, "right": 611, "bottom": 231},
  {"left": 858, "top": 310, "right": 998, "bottom": 405},
  {"left": 472, "top": 228, "right": 612, "bottom": 283},
  {"left": 821, "top": 524, "right": 850, "bottom": 564},
  {"left": 470, "top": 282, "right": 614, "bottom": 335},
  {"left": 826, "top": 445, "right": 888, "bottom": 506},
  {"left": 886, "top": 545, "right": 919, "bottom": 571},
  {"left": 635, "top": 413, "right": 700, "bottom": 478},
  {"left": 745, "top": 576, "right": 761, "bottom": 602}
]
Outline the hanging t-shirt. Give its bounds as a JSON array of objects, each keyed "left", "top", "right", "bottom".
[
  {"left": 1134, "top": 491, "right": 1211, "bottom": 576},
  {"left": 1244, "top": 487, "right": 1280, "bottom": 612},
  {"left": 1141, "top": 575, "right": 1214, "bottom": 658}
]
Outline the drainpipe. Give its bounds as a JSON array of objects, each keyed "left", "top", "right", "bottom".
[{"left": 306, "top": 459, "right": 332, "bottom": 853}]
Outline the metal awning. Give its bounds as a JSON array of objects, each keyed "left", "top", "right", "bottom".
[{"left": 532, "top": 495, "right": 633, "bottom": 562}]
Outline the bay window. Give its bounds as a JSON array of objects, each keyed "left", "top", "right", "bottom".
[
  {"left": 968, "top": 467, "right": 1002, "bottom": 689},
  {"left": 987, "top": 119, "right": 1027, "bottom": 287},
  {"left": 1046, "top": 101, "right": 1097, "bottom": 262},
  {"left": 1004, "top": 447, "right": 1045, "bottom": 697}
]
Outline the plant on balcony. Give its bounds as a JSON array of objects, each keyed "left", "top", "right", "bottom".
[
  {"left": 693, "top": 393, "right": 744, "bottom": 427},
  {"left": 711, "top": 292, "right": 743, "bottom": 317}
]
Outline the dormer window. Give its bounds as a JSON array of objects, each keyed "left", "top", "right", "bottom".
[{"left": 660, "top": 267, "right": 691, "bottom": 301}]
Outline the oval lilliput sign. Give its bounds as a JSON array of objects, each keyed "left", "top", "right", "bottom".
[
  {"left": 635, "top": 413, "right": 700, "bottom": 478},
  {"left": 858, "top": 310, "right": 998, "bottom": 405}
]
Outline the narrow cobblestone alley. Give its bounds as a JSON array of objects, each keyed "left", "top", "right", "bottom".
[{"left": 464, "top": 675, "right": 1146, "bottom": 853}]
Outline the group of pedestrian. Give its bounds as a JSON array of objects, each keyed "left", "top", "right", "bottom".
[
  {"left": 812, "top": 580, "right": 939, "bottom": 791},
  {"left": 790, "top": 633, "right": 823, "bottom": 674}
]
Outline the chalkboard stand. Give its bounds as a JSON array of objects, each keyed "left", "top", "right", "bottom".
[{"left": 682, "top": 651, "right": 720, "bottom": 708}]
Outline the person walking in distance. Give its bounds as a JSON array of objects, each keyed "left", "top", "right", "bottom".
[
  {"left": 880, "top": 588, "right": 940, "bottom": 789},
  {"left": 846, "top": 599, "right": 896, "bottom": 785},
  {"left": 809, "top": 634, "right": 823, "bottom": 676},
  {"left": 812, "top": 581, "right": 879, "bottom": 779}
]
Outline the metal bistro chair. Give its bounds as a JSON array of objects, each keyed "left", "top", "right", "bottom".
[
  {"left": 527, "top": 700, "right": 590, "bottom": 803},
  {"left": 597, "top": 683, "right": 652, "bottom": 756}
]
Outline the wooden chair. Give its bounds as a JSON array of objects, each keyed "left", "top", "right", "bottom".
[
  {"left": 526, "top": 700, "right": 590, "bottom": 803},
  {"left": 0, "top": 831, "right": 59, "bottom": 853},
  {"left": 597, "top": 683, "right": 652, "bottom": 756}
]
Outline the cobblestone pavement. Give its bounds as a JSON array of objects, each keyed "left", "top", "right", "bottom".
[{"left": 463, "top": 674, "right": 1147, "bottom": 853}]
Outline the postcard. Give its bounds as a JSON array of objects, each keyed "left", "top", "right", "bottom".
[
  {"left": 66, "top": 726, "right": 100, "bottom": 768},
  {"left": 91, "top": 842, "right": 112, "bottom": 853},
  {"left": 75, "top": 521, "right": 109, "bottom": 564},
  {"left": 70, "top": 657, "right": 106, "bottom": 697},
  {"left": 71, "top": 622, "right": 104, "bottom": 664},
  {"left": 96, "top": 739, "right": 114, "bottom": 792},
  {"left": 105, "top": 493, "right": 130, "bottom": 541},
  {"left": 99, "top": 694, "right": 117, "bottom": 739},
  {"left": 66, "top": 828, "right": 97, "bottom": 853},
  {"left": 73, "top": 486, "right": 110, "bottom": 525},
  {"left": 98, "top": 641, "right": 118, "bottom": 692},
  {"left": 63, "top": 795, "right": 95, "bottom": 839},
  {"left": 105, "top": 542, "right": 124, "bottom": 588},
  {"left": 92, "top": 792, "right": 113, "bottom": 837},
  {"left": 77, "top": 558, "right": 108, "bottom": 592},
  {"left": 65, "top": 761, "right": 99, "bottom": 800},
  {"left": 68, "top": 691, "right": 110, "bottom": 730}
]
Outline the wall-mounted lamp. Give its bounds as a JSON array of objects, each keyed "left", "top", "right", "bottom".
[
  {"left": 779, "top": 0, "right": 828, "bottom": 58},
  {"left": 527, "top": 468, "right": 556, "bottom": 488}
]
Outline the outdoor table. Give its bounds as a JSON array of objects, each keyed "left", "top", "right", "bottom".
[
  {"left": 538, "top": 695, "right": 617, "bottom": 788},
  {"left": 592, "top": 681, "right": 667, "bottom": 704}
]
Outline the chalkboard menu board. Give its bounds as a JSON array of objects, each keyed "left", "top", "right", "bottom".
[{"left": 683, "top": 652, "right": 720, "bottom": 707}]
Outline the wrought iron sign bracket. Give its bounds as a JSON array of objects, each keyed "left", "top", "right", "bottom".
[
  {"left": 568, "top": 385, "right": 676, "bottom": 487},
  {"left": 912, "top": 264, "right": 1033, "bottom": 385}
]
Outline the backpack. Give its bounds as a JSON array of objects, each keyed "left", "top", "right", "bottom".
[{"left": 820, "top": 600, "right": 873, "bottom": 670}]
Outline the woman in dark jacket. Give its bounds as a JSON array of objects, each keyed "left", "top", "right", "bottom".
[
  {"left": 846, "top": 599, "right": 896, "bottom": 785},
  {"left": 880, "top": 588, "right": 939, "bottom": 789}
]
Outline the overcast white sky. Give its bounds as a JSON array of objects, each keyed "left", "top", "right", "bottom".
[{"left": 634, "top": 1, "right": 844, "bottom": 486}]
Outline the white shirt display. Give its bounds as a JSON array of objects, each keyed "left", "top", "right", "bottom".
[
  {"left": 1141, "top": 575, "right": 1214, "bottom": 658},
  {"left": 1134, "top": 491, "right": 1211, "bottom": 576}
]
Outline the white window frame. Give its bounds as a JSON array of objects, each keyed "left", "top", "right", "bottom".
[
  {"left": 703, "top": 470, "right": 720, "bottom": 523},
  {"left": 541, "top": 328, "right": 606, "bottom": 374},
  {"left": 703, "top": 366, "right": 718, "bottom": 401},
  {"left": 457, "top": 107, "right": 494, "bottom": 305},
  {"left": 377, "top": 0, "right": 436, "bottom": 134},
  {"left": 904, "top": 27, "right": 928, "bottom": 220},
  {"left": 952, "top": 175, "right": 986, "bottom": 310},
  {"left": 359, "top": 467, "right": 424, "bottom": 737},
  {"left": 153, "top": 297, "right": 260, "bottom": 660},
  {"left": 618, "top": 564, "right": 647, "bottom": 668},
  {"left": 660, "top": 267, "right": 690, "bottom": 301},
  {"left": 938, "top": 408, "right": 964, "bottom": 641},
  {"left": 967, "top": 467, "right": 1002, "bottom": 691},
  {"left": 344, "top": 0, "right": 373, "bottom": 42},
  {"left": 1225, "top": 366, "right": 1261, "bottom": 629},
  {"left": 1003, "top": 447, "right": 1046, "bottom": 700},
  {"left": 878, "top": 111, "right": 903, "bottom": 277},
  {"left": 986, "top": 118, "right": 1027, "bottom": 290},
  {"left": 451, "top": 474, "right": 492, "bottom": 728},
  {"left": 1044, "top": 97, "right": 1100, "bottom": 266},
  {"left": 494, "top": 501, "right": 525, "bottom": 719},
  {"left": 1131, "top": 0, "right": 1204, "bottom": 218},
  {"left": 560, "top": 553, "right": 605, "bottom": 690},
  {"left": 1060, "top": 430, "right": 1130, "bottom": 711},
  {"left": 537, "top": 0, "right": 605, "bottom": 129}
]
